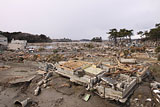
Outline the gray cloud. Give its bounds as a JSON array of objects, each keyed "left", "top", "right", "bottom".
[{"left": 0, "top": 0, "right": 160, "bottom": 39}]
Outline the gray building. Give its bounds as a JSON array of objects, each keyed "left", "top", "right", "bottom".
[
  {"left": 0, "top": 34, "right": 8, "bottom": 46},
  {"left": 8, "top": 39, "right": 27, "bottom": 50}
]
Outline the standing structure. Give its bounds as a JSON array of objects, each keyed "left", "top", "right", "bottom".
[
  {"left": 8, "top": 39, "right": 27, "bottom": 50},
  {"left": 0, "top": 34, "right": 8, "bottom": 46}
]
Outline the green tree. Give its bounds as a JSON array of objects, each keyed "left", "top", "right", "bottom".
[
  {"left": 119, "top": 29, "right": 128, "bottom": 40},
  {"left": 127, "top": 29, "right": 133, "bottom": 43},
  {"left": 137, "top": 31, "right": 143, "bottom": 39},
  {"left": 91, "top": 37, "right": 102, "bottom": 42},
  {"left": 118, "top": 29, "right": 133, "bottom": 43},
  {"left": 149, "top": 24, "right": 160, "bottom": 41},
  {"left": 107, "top": 28, "right": 118, "bottom": 45},
  {"left": 142, "top": 23, "right": 160, "bottom": 41}
]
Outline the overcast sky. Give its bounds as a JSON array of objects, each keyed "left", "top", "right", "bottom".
[{"left": 0, "top": 0, "right": 159, "bottom": 40}]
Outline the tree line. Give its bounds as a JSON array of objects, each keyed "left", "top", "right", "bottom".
[
  {"left": 0, "top": 31, "right": 52, "bottom": 43},
  {"left": 137, "top": 23, "right": 160, "bottom": 41},
  {"left": 107, "top": 23, "right": 160, "bottom": 45},
  {"left": 91, "top": 37, "right": 102, "bottom": 42},
  {"left": 107, "top": 28, "right": 133, "bottom": 45}
]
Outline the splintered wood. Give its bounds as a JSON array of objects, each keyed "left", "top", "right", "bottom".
[
  {"left": 0, "top": 65, "right": 10, "bottom": 71},
  {"left": 60, "top": 60, "right": 90, "bottom": 70},
  {"left": 103, "top": 58, "right": 145, "bottom": 75}
]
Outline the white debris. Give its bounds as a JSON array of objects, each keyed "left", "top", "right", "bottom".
[{"left": 146, "top": 98, "right": 152, "bottom": 102}]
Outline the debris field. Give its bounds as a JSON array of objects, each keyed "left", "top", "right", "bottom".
[{"left": 0, "top": 42, "right": 160, "bottom": 107}]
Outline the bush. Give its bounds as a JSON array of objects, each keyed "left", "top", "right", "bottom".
[
  {"left": 53, "top": 49, "right": 58, "bottom": 53},
  {"left": 155, "top": 46, "right": 160, "bottom": 53}
]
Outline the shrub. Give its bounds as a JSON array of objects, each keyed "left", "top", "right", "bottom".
[
  {"left": 155, "top": 46, "right": 160, "bottom": 53},
  {"left": 53, "top": 49, "right": 58, "bottom": 53}
]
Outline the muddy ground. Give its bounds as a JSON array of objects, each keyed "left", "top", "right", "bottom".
[
  {"left": 0, "top": 61, "right": 118, "bottom": 107},
  {"left": 0, "top": 61, "right": 159, "bottom": 107}
]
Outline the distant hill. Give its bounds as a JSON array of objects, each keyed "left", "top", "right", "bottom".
[
  {"left": 80, "top": 39, "right": 90, "bottom": 42},
  {"left": 91, "top": 37, "right": 102, "bottom": 42},
  {"left": 0, "top": 31, "right": 52, "bottom": 43},
  {"left": 52, "top": 38, "right": 72, "bottom": 42}
]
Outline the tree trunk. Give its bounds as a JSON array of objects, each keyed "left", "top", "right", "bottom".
[
  {"left": 129, "top": 36, "right": 131, "bottom": 43},
  {"left": 114, "top": 37, "right": 117, "bottom": 45}
]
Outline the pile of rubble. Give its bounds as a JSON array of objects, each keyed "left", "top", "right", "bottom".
[
  {"left": 50, "top": 58, "right": 150, "bottom": 103},
  {"left": 150, "top": 81, "right": 160, "bottom": 104},
  {"left": 1, "top": 42, "right": 160, "bottom": 106},
  {"left": 0, "top": 63, "right": 10, "bottom": 71}
]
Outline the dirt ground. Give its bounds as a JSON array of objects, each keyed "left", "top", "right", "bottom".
[
  {"left": 0, "top": 61, "right": 120, "bottom": 107},
  {"left": 0, "top": 61, "right": 160, "bottom": 107}
]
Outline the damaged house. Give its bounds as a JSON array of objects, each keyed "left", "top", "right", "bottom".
[
  {"left": 55, "top": 60, "right": 149, "bottom": 103},
  {"left": 0, "top": 34, "right": 8, "bottom": 50},
  {"left": 0, "top": 34, "right": 8, "bottom": 46},
  {"left": 8, "top": 39, "right": 27, "bottom": 50},
  {"left": 55, "top": 60, "right": 105, "bottom": 86}
]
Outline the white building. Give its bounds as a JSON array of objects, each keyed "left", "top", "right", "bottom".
[
  {"left": 0, "top": 34, "right": 8, "bottom": 46},
  {"left": 8, "top": 39, "right": 27, "bottom": 50}
]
